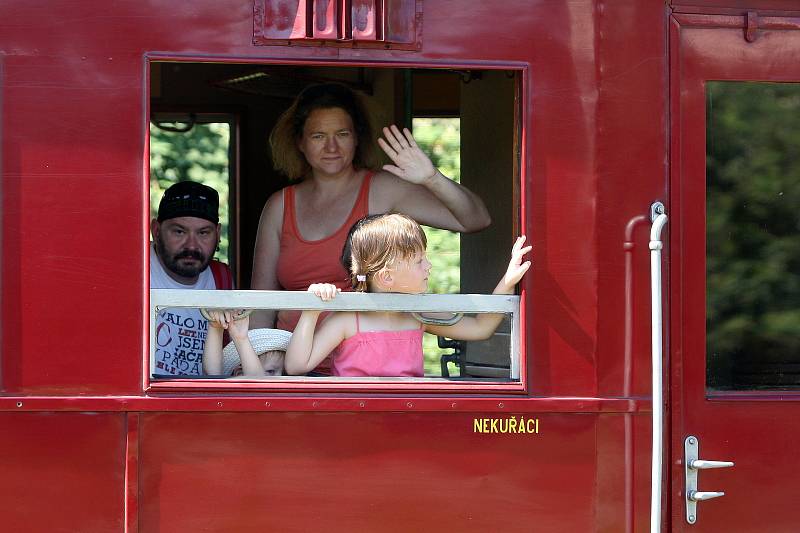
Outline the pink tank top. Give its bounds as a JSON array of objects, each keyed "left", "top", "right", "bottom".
[{"left": 331, "top": 313, "right": 424, "bottom": 377}]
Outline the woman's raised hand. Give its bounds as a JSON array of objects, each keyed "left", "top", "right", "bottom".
[
  {"left": 501, "top": 236, "right": 532, "bottom": 290},
  {"left": 308, "top": 283, "right": 341, "bottom": 302},
  {"left": 378, "top": 125, "right": 438, "bottom": 185}
]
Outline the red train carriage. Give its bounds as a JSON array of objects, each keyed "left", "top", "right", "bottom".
[{"left": 2, "top": 1, "right": 800, "bottom": 531}]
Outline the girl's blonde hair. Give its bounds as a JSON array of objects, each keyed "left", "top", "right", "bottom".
[
  {"left": 269, "top": 83, "right": 380, "bottom": 181},
  {"left": 341, "top": 214, "right": 428, "bottom": 292}
]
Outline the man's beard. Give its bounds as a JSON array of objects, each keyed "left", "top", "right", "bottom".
[{"left": 154, "top": 234, "right": 212, "bottom": 279}]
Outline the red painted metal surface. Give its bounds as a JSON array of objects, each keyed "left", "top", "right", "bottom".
[
  {"left": 0, "top": 413, "right": 126, "bottom": 532},
  {"left": 137, "top": 411, "right": 600, "bottom": 532},
  {"left": 0, "top": 0, "right": 682, "bottom": 530},
  {"left": 0, "top": 0, "right": 668, "bottom": 400},
  {"left": 670, "top": 13, "right": 800, "bottom": 531}
]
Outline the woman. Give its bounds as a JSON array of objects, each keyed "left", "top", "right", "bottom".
[{"left": 251, "top": 83, "right": 491, "bottom": 335}]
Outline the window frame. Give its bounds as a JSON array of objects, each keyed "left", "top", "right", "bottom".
[{"left": 144, "top": 55, "right": 529, "bottom": 395}]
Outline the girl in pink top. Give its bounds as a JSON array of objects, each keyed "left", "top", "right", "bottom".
[{"left": 284, "top": 214, "right": 531, "bottom": 377}]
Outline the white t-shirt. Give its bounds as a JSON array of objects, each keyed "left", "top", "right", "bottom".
[{"left": 150, "top": 245, "right": 216, "bottom": 376}]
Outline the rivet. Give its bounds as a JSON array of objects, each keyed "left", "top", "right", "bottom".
[
  {"left": 16, "top": 401, "right": 23, "bottom": 408},
  {"left": 689, "top": 437, "right": 696, "bottom": 444},
  {"left": 217, "top": 402, "right": 223, "bottom": 407},
  {"left": 498, "top": 402, "right": 505, "bottom": 409},
  {"left": 359, "top": 401, "right": 365, "bottom": 408},
  {"left": 451, "top": 402, "right": 457, "bottom": 408},
  {"left": 264, "top": 401, "right": 271, "bottom": 407},
  {"left": 312, "top": 401, "right": 319, "bottom": 408},
  {"left": 406, "top": 402, "right": 413, "bottom": 408}
]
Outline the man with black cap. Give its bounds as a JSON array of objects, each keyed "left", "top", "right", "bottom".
[{"left": 151, "top": 181, "right": 233, "bottom": 376}]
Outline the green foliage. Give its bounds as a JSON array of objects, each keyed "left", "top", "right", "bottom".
[
  {"left": 413, "top": 118, "right": 462, "bottom": 376},
  {"left": 706, "top": 82, "right": 800, "bottom": 388},
  {"left": 149, "top": 122, "right": 231, "bottom": 263}
]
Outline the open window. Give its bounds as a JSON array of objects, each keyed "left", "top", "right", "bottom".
[{"left": 147, "top": 60, "right": 523, "bottom": 389}]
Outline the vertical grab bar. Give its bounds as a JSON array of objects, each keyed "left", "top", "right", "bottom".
[{"left": 649, "top": 202, "right": 668, "bottom": 533}]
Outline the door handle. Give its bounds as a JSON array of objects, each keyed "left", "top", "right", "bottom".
[
  {"left": 688, "top": 490, "right": 725, "bottom": 502},
  {"left": 690, "top": 459, "right": 734, "bottom": 470},
  {"left": 685, "top": 435, "right": 735, "bottom": 524}
]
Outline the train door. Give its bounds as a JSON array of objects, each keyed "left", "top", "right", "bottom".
[{"left": 670, "top": 12, "right": 800, "bottom": 531}]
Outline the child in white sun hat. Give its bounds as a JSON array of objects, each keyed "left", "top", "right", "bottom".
[{"left": 202, "top": 310, "right": 291, "bottom": 377}]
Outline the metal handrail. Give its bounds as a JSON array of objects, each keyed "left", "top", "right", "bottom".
[
  {"left": 649, "top": 203, "right": 668, "bottom": 533},
  {"left": 149, "top": 290, "right": 521, "bottom": 379}
]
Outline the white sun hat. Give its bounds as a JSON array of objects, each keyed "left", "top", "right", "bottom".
[{"left": 222, "top": 328, "right": 292, "bottom": 376}]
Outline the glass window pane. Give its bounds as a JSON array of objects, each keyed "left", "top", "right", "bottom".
[{"left": 706, "top": 81, "right": 800, "bottom": 391}]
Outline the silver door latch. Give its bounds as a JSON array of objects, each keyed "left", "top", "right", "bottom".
[{"left": 685, "top": 435, "right": 734, "bottom": 524}]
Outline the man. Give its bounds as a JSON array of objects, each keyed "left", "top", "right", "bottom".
[{"left": 150, "top": 181, "right": 233, "bottom": 376}]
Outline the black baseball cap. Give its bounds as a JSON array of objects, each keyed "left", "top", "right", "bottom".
[{"left": 157, "top": 181, "right": 219, "bottom": 224}]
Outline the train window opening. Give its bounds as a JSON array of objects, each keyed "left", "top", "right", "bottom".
[
  {"left": 706, "top": 81, "right": 800, "bottom": 392},
  {"left": 148, "top": 60, "right": 522, "bottom": 388}
]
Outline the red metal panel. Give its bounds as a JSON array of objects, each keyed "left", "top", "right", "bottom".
[
  {"left": 595, "top": 414, "right": 654, "bottom": 533},
  {"left": 1, "top": 51, "right": 145, "bottom": 395},
  {"left": 0, "top": 413, "right": 126, "bottom": 532},
  {"left": 139, "top": 411, "right": 600, "bottom": 532},
  {"left": 125, "top": 413, "right": 140, "bottom": 532},
  {"left": 0, "top": 0, "right": 675, "bottom": 528},
  {"left": 0, "top": 0, "right": 648, "bottom": 398},
  {"left": 593, "top": 1, "right": 669, "bottom": 400}
]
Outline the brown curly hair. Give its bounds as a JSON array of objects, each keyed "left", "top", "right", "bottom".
[{"left": 269, "top": 83, "right": 380, "bottom": 180}]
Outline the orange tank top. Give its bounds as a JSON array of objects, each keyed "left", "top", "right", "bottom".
[{"left": 275, "top": 172, "right": 373, "bottom": 333}]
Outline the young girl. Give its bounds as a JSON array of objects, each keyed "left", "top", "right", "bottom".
[
  {"left": 284, "top": 214, "right": 531, "bottom": 377},
  {"left": 202, "top": 311, "right": 290, "bottom": 377}
]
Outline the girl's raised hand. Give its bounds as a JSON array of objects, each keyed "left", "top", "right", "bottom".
[
  {"left": 377, "top": 125, "right": 438, "bottom": 185},
  {"left": 502, "top": 236, "right": 532, "bottom": 289},
  {"left": 205, "top": 309, "right": 234, "bottom": 329},
  {"left": 308, "top": 283, "right": 340, "bottom": 302}
]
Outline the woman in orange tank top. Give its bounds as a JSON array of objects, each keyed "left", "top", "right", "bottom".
[{"left": 250, "top": 83, "right": 493, "bottom": 361}]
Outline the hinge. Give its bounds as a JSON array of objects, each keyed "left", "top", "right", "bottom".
[{"left": 745, "top": 11, "right": 759, "bottom": 42}]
